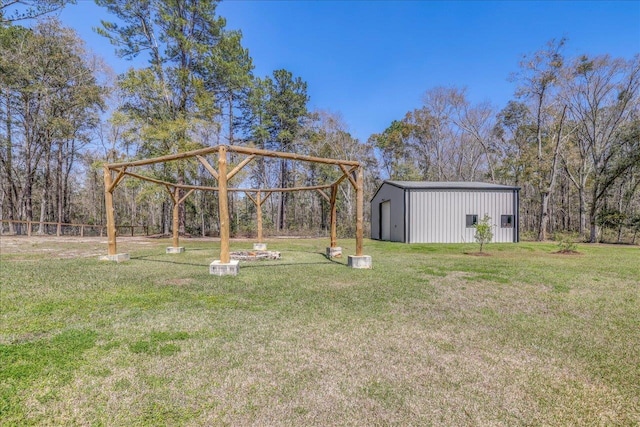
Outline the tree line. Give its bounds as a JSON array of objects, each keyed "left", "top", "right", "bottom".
[{"left": 1, "top": 1, "right": 639, "bottom": 243}]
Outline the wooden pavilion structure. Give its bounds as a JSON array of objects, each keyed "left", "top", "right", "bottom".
[{"left": 103, "top": 145, "right": 369, "bottom": 270}]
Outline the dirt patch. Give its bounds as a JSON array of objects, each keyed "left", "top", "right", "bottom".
[
  {"left": 463, "top": 251, "right": 492, "bottom": 257},
  {"left": 553, "top": 250, "right": 582, "bottom": 255}
]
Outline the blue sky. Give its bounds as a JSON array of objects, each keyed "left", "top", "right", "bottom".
[{"left": 56, "top": 1, "right": 639, "bottom": 143}]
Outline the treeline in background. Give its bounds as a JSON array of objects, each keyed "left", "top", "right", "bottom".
[{"left": 1, "top": 1, "right": 639, "bottom": 243}]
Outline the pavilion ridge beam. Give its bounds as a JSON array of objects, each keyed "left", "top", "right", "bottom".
[
  {"left": 226, "top": 145, "right": 360, "bottom": 167},
  {"left": 108, "top": 146, "right": 220, "bottom": 168}
]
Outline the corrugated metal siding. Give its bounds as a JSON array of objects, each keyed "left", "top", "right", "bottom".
[{"left": 408, "top": 189, "right": 516, "bottom": 243}]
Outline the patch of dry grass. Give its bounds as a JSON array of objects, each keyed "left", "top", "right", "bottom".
[{"left": 1, "top": 237, "right": 638, "bottom": 425}]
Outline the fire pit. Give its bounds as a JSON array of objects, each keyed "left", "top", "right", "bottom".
[{"left": 230, "top": 250, "right": 281, "bottom": 261}]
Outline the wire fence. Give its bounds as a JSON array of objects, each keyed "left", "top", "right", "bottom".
[{"left": 0, "top": 220, "right": 149, "bottom": 237}]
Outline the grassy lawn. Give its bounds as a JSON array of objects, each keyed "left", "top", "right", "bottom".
[{"left": 1, "top": 236, "right": 639, "bottom": 426}]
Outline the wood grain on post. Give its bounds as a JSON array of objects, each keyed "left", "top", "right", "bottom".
[
  {"left": 355, "top": 167, "right": 364, "bottom": 256},
  {"left": 330, "top": 184, "right": 338, "bottom": 248},
  {"left": 256, "top": 191, "right": 263, "bottom": 243},
  {"left": 172, "top": 186, "right": 180, "bottom": 248},
  {"left": 103, "top": 166, "right": 117, "bottom": 255},
  {"left": 218, "top": 147, "right": 230, "bottom": 263}
]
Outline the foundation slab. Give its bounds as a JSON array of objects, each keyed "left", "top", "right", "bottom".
[
  {"left": 166, "top": 246, "right": 185, "bottom": 254},
  {"left": 326, "top": 246, "right": 343, "bottom": 258},
  {"left": 99, "top": 253, "right": 130, "bottom": 263},
  {"left": 210, "top": 259, "right": 240, "bottom": 276},
  {"left": 253, "top": 243, "right": 267, "bottom": 250},
  {"left": 347, "top": 255, "right": 372, "bottom": 269}
]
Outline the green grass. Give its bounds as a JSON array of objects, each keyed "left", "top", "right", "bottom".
[{"left": 1, "top": 236, "right": 639, "bottom": 425}]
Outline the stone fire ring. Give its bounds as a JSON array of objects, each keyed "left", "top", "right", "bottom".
[{"left": 230, "top": 250, "right": 281, "bottom": 261}]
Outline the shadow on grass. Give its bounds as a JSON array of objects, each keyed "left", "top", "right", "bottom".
[{"left": 130, "top": 253, "right": 346, "bottom": 269}]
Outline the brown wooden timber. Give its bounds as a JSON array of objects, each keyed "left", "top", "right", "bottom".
[
  {"left": 108, "top": 146, "right": 221, "bottom": 169},
  {"left": 108, "top": 167, "right": 128, "bottom": 193},
  {"left": 103, "top": 166, "right": 117, "bottom": 255},
  {"left": 227, "top": 154, "right": 255, "bottom": 181},
  {"left": 178, "top": 189, "right": 195, "bottom": 205},
  {"left": 106, "top": 145, "right": 359, "bottom": 169},
  {"left": 355, "top": 167, "right": 364, "bottom": 256},
  {"left": 226, "top": 145, "right": 360, "bottom": 167},
  {"left": 244, "top": 192, "right": 256, "bottom": 205},
  {"left": 331, "top": 165, "right": 358, "bottom": 189},
  {"left": 339, "top": 164, "right": 357, "bottom": 189},
  {"left": 218, "top": 146, "right": 230, "bottom": 263},
  {"left": 330, "top": 184, "right": 338, "bottom": 248},
  {"left": 172, "top": 186, "right": 180, "bottom": 248},
  {"left": 196, "top": 155, "right": 219, "bottom": 180},
  {"left": 256, "top": 191, "right": 263, "bottom": 243},
  {"left": 316, "top": 189, "right": 330, "bottom": 202}
]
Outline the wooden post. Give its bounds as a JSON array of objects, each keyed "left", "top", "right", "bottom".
[
  {"left": 103, "top": 166, "right": 117, "bottom": 255},
  {"left": 81, "top": 225, "right": 84, "bottom": 237},
  {"left": 27, "top": 221, "right": 32, "bottom": 237},
  {"left": 330, "top": 184, "right": 338, "bottom": 248},
  {"left": 57, "top": 222, "right": 61, "bottom": 237},
  {"left": 256, "top": 191, "right": 263, "bottom": 243},
  {"left": 172, "top": 186, "right": 180, "bottom": 248},
  {"left": 355, "top": 167, "right": 364, "bottom": 256},
  {"left": 218, "top": 146, "right": 230, "bottom": 263}
]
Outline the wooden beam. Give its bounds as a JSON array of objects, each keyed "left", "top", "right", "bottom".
[
  {"left": 340, "top": 164, "right": 357, "bottom": 189},
  {"left": 244, "top": 192, "right": 257, "bottom": 205},
  {"left": 103, "top": 166, "right": 117, "bottom": 255},
  {"left": 261, "top": 191, "right": 273, "bottom": 204},
  {"left": 256, "top": 191, "right": 263, "bottom": 243},
  {"left": 218, "top": 146, "right": 230, "bottom": 263},
  {"left": 227, "top": 145, "right": 360, "bottom": 167},
  {"left": 330, "top": 165, "right": 358, "bottom": 188},
  {"left": 178, "top": 189, "right": 195, "bottom": 205},
  {"left": 316, "top": 189, "right": 330, "bottom": 203},
  {"left": 197, "top": 155, "right": 219, "bottom": 180},
  {"left": 107, "top": 146, "right": 220, "bottom": 168},
  {"left": 122, "top": 170, "right": 217, "bottom": 191},
  {"left": 107, "top": 167, "right": 127, "bottom": 193},
  {"left": 330, "top": 184, "right": 338, "bottom": 248},
  {"left": 172, "top": 186, "right": 180, "bottom": 248},
  {"left": 106, "top": 144, "right": 360, "bottom": 169},
  {"left": 227, "top": 154, "right": 255, "bottom": 181},
  {"left": 355, "top": 167, "right": 364, "bottom": 256}
]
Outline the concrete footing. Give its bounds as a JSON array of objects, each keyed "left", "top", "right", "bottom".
[
  {"left": 210, "top": 259, "right": 239, "bottom": 276},
  {"left": 166, "top": 246, "right": 185, "bottom": 254},
  {"left": 253, "top": 243, "right": 267, "bottom": 250},
  {"left": 326, "top": 246, "right": 342, "bottom": 258},
  {"left": 99, "top": 253, "right": 130, "bottom": 263},
  {"left": 347, "top": 255, "right": 372, "bottom": 269}
]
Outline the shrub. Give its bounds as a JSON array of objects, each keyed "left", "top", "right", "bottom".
[{"left": 474, "top": 214, "right": 493, "bottom": 252}]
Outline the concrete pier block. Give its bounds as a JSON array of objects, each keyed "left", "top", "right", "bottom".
[
  {"left": 347, "top": 255, "right": 372, "bottom": 269},
  {"left": 99, "top": 253, "right": 130, "bottom": 263},
  {"left": 166, "top": 246, "right": 185, "bottom": 254},
  {"left": 326, "top": 246, "right": 342, "bottom": 258},
  {"left": 210, "top": 260, "right": 240, "bottom": 276},
  {"left": 253, "top": 243, "right": 267, "bottom": 251}
]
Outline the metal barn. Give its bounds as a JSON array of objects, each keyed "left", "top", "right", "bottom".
[{"left": 370, "top": 181, "right": 520, "bottom": 243}]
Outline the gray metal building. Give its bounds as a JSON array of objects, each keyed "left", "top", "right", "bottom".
[{"left": 370, "top": 181, "right": 520, "bottom": 243}]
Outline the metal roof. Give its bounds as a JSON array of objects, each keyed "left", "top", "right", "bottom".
[{"left": 384, "top": 180, "right": 520, "bottom": 191}]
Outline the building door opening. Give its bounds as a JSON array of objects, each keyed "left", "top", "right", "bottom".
[{"left": 381, "top": 200, "right": 391, "bottom": 240}]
